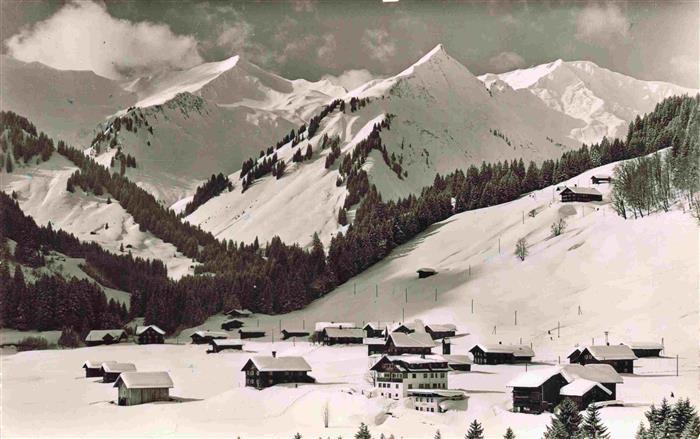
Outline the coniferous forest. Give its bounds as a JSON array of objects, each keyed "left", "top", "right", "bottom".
[{"left": 0, "top": 94, "right": 697, "bottom": 334}]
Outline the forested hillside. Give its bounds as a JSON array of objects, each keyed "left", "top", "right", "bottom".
[{"left": 1, "top": 94, "right": 697, "bottom": 334}]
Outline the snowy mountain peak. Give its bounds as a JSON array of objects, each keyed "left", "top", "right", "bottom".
[{"left": 396, "top": 43, "right": 464, "bottom": 78}]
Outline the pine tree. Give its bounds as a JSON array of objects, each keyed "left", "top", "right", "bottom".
[
  {"left": 434, "top": 430, "right": 442, "bottom": 439},
  {"left": 635, "top": 423, "right": 648, "bottom": 439},
  {"left": 544, "top": 399, "right": 582, "bottom": 439},
  {"left": 580, "top": 404, "right": 610, "bottom": 438},
  {"left": 681, "top": 416, "right": 700, "bottom": 439},
  {"left": 465, "top": 419, "right": 484, "bottom": 439},
  {"left": 503, "top": 427, "right": 515, "bottom": 439},
  {"left": 515, "top": 237, "right": 528, "bottom": 261},
  {"left": 292, "top": 433, "right": 302, "bottom": 439},
  {"left": 671, "top": 398, "right": 699, "bottom": 435},
  {"left": 355, "top": 422, "right": 372, "bottom": 439}
]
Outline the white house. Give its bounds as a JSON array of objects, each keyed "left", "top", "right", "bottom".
[
  {"left": 408, "top": 389, "right": 468, "bottom": 413},
  {"left": 370, "top": 355, "right": 450, "bottom": 399}
]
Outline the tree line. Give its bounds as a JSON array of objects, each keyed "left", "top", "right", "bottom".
[{"left": 183, "top": 173, "right": 233, "bottom": 216}]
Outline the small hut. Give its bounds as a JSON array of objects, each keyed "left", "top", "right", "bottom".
[
  {"left": 591, "top": 175, "right": 612, "bottom": 185},
  {"left": 442, "top": 355, "right": 472, "bottom": 371},
  {"left": 114, "top": 371, "right": 174, "bottom": 406},
  {"left": 241, "top": 353, "right": 314, "bottom": 389},
  {"left": 85, "top": 330, "right": 127, "bottom": 347},
  {"left": 363, "top": 323, "right": 385, "bottom": 338},
  {"left": 385, "top": 332, "right": 436, "bottom": 356},
  {"left": 208, "top": 339, "right": 244, "bottom": 353},
  {"left": 625, "top": 342, "right": 663, "bottom": 358},
  {"left": 559, "top": 186, "right": 603, "bottom": 202},
  {"left": 425, "top": 324, "right": 457, "bottom": 340},
  {"left": 190, "top": 331, "right": 228, "bottom": 344},
  {"left": 470, "top": 344, "right": 534, "bottom": 364},
  {"left": 226, "top": 309, "right": 253, "bottom": 318},
  {"left": 280, "top": 329, "right": 310, "bottom": 340},
  {"left": 417, "top": 268, "right": 437, "bottom": 279},
  {"left": 102, "top": 362, "right": 137, "bottom": 383},
  {"left": 221, "top": 319, "right": 245, "bottom": 331},
  {"left": 321, "top": 327, "right": 364, "bottom": 345},
  {"left": 560, "top": 379, "right": 613, "bottom": 410},
  {"left": 239, "top": 329, "right": 266, "bottom": 339},
  {"left": 135, "top": 325, "right": 165, "bottom": 345},
  {"left": 568, "top": 345, "right": 637, "bottom": 373},
  {"left": 83, "top": 360, "right": 116, "bottom": 378},
  {"left": 364, "top": 337, "right": 386, "bottom": 356}
]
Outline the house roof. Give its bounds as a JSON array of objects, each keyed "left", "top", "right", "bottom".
[
  {"left": 85, "top": 329, "right": 125, "bottom": 342},
  {"left": 391, "top": 319, "right": 424, "bottom": 332},
  {"left": 83, "top": 360, "right": 117, "bottom": 369},
  {"left": 222, "top": 319, "right": 244, "bottom": 325},
  {"left": 211, "top": 339, "right": 243, "bottom": 347},
  {"left": 442, "top": 355, "right": 473, "bottom": 365},
  {"left": 507, "top": 367, "right": 563, "bottom": 388},
  {"left": 323, "top": 327, "right": 365, "bottom": 338},
  {"left": 227, "top": 308, "right": 252, "bottom": 315},
  {"left": 363, "top": 337, "right": 386, "bottom": 345},
  {"left": 114, "top": 371, "right": 174, "bottom": 389},
  {"left": 191, "top": 331, "right": 228, "bottom": 339},
  {"left": 625, "top": 342, "right": 663, "bottom": 350},
  {"left": 370, "top": 355, "right": 449, "bottom": 372},
  {"left": 560, "top": 379, "right": 612, "bottom": 397},
  {"left": 425, "top": 324, "right": 456, "bottom": 332},
  {"left": 243, "top": 356, "right": 312, "bottom": 372},
  {"left": 560, "top": 364, "right": 623, "bottom": 384},
  {"left": 135, "top": 325, "right": 165, "bottom": 336},
  {"left": 363, "top": 323, "right": 383, "bottom": 330},
  {"left": 407, "top": 389, "right": 466, "bottom": 398},
  {"left": 102, "top": 362, "right": 137, "bottom": 373},
  {"left": 592, "top": 175, "right": 610, "bottom": 179},
  {"left": 239, "top": 328, "right": 265, "bottom": 334},
  {"left": 417, "top": 267, "right": 437, "bottom": 273},
  {"left": 389, "top": 332, "right": 436, "bottom": 348},
  {"left": 561, "top": 186, "right": 602, "bottom": 196},
  {"left": 471, "top": 344, "right": 535, "bottom": 357},
  {"left": 314, "top": 322, "right": 356, "bottom": 332},
  {"left": 281, "top": 328, "right": 309, "bottom": 334},
  {"left": 583, "top": 345, "right": 637, "bottom": 361}
]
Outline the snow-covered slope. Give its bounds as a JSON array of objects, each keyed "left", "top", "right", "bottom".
[
  {"left": 0, "top": 56, "right": 138, "bottom": 145},
  {"left": 479, "top": 59, "right": 697, "bottom": 143},
  {"left": 4, "top": 157, "right": 695, "bottom": 439},
  {"left": 0, "top": 154, "right": 196, "bottom": 279}
]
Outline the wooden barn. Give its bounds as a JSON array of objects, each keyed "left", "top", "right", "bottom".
[
  {"left": 385, "top": 332, "right": 436, "bottom": 356},
  {"left": 364, "top": 337, "right": 386, "bottom": 356},
  {"left": 221, "top": 319, "right": 245, "bottom": 331},
  {"left": 508, "top": 364, "right": 622, "bottom": 414},
  {"left": 442, "top": 355, "right": 472, "bottom": 371},
  {"left": 508, "top": 368, "right": 569, "bottom": 414},
  {"left": 280, "top": 328, "right": 310, "bottom": 340},
  {"left": 241, "top": 353, "right": 314, "bottom": 389},
  {"left": 591, "top": 175, "right": 612, "bottom": 185},
  {"left": 135, "top": 325, "right": 165, "bottom": 345},
  {"left": 560, "top": 379, "right": 613, "bottom": 410},
  {"left": 239, "top": 329, "right": 266, "bottom": 339},
  {"left": 83, "top": 360, "right": 116, "bottom": 378},
  {"left": 568, "top": 345, "right": 637, "bottom": 373},
  {"left": 392, "top": 321, "right": 420, "bottom": 334},
  {"left": 425, "top": 324, "right": 457, "bottom": 340},
  {"left": 625, "top": 342, "right": 663, "bottom": 358},
  {"left": 85, "top": 329, "right": 127, "bottom": 347},
  {"left": 416, "top": 268, "right": 437, "bottom": 279},
  {"left": 101, "top": 362, "right": 137, "bottom": 383},
  {"left": 559, "top": 186, "right": 603, "bottom": 202},
  {"left": 363, "top": 323, "right": 385, "bottom": 338},
  {"left": 470, "top": 344, "right": 535, "bottom": 364},
  {"left": 322, "top": 327, "right": 364, "bottom": 345},
  {"left": 208, "top": 339, "right": 243, "bottom": 353},
  {"left": 190, "top": 331, "right": 228, "bottom": 344},
  {"left": 226, "top": 309, "right": 252, "bottom": 318},
  {"left": 114, "top": 371, "right": 173, "bottom": 406}
]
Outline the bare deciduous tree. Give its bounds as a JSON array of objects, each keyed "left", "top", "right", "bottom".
[{"left": 515, "top": 238, "right": 528, "bottom": 261}]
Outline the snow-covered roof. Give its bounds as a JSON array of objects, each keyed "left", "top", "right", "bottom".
[
  {"left": 363, "top": 337, "right": 386, "bottom": 345},
  {"left": 425, "top": 324, "right": 456, "bottom": 332},
  {"left": 102, "top": 362, "right": 137, "bottom": 373},
  {"left": 472, "top": 344, "right": 535, "bottom": 357},
  {"left": 625, "top": 342, "right": 663, "bottom": 350},
  {"left": 211, "top": 339, "right": 243, "bottom": 347},
  {"left": 314, "top": 322, "right": 356, "bottom": 331},
  {"left": 417, "top": 267, "right": 437, "bottom": 273},
  {"left": 239, "top": 328, "right": 265, "bottom": 333},
  {"left": 191, "top": 331, "right": 228, "bottom": 339},
  {"left": 561, "top": 186, "right": 602, "bottom": 196},
  {"left": 136, "top": 325, "right": 166, "bottom": 335},
  {"left": 592, "top": 174, "right": 611, "bottom": 179},
  {"left": 560, "top": 364, "right": 623, "bottom": 384},
  {"left": 389, "top": 332, "right": 436, "bottom": 348},
  {"left": 114, "top": 371, "right": 174, "bottom": 389},
  {"left": 407, "top": 389, "right": 466, "bottom": 399},
  {"left": 583, "top": 345, "right": 637, "bottom": 361},
  {"left": 560, "top": 379, "right": 612, "bottom": 397},
  {"left": 323, "top": 327, "right": 365, "bottom": 338},
  {"left": 371, "top": 355, "right": 449, "bottom": 372},
  {"left": 243, "top": 356, "right": 312, "bottom": 372},
  {"left": 85, "top": 329, "right": 125, "bottom": 342},
  {"left": 83, "top": 360, "right": 117, "bottom": 369},
  {"left": 228, "top": 308, "right": 252, "bottom": 315},
  {"left": 363, "top": 323, "right": 383, "bottom": 330},
  {"left": 442, "top": 355, "right": 473, "bottom": 365},
  {"left": 507, "top": 367, "right": 563, "bottom": 388}
]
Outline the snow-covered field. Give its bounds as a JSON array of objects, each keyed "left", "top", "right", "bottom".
[{"left": 2, "top": 159, "right": 697, "bottom": 438}]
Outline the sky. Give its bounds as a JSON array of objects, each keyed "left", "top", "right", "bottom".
[{"left": 1, "top": 0, "right": 698, "bottom": 89}]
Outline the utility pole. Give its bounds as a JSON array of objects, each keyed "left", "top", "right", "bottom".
[
  {"left": 471, "top": 299, "right": 474, "bottom": 314},
  {"left": 676, "top": 355, "right": 679, "bottom": 377},
  {"left": 522, "top": 211, "right": 524, "bottom": 224},
  {"left": 302, "top": 319, "right": 305, "bottom": 330},
  {"left": 405, "top": 288, "right": 408, "bottom": 303},
  {"left": 402, "top": 307, "right": 405, "bottom": 322},
  {"left": 498, "top": 237, "right": 501, "bottom": 254},
  {"left": 375, "top": 284, "right": 378, "bottom": 298},
  {"left": 469, "top": 265, "right": 471, "bottom": 278},
  {"left": 353, "top": 283, "right": 356, "bottom": 296},
  {"left": 434, "top": 288, "right": 437, "bottom": 302},
  {"left": 514, "top": 310, "right": 517, "bottom": 326},
  {"left": 557, "top": 321, "right": 560, "bottom": 338}
]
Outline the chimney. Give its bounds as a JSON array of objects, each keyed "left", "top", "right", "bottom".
[
  {"left": 442, "top": 338, "right": 451, "bottom": 355},
  {"left": 272, "top": 351, "right": 276, "bottom": 358},
  {"left": 420, "top": 353, "right": 425, "bottom": 359}
]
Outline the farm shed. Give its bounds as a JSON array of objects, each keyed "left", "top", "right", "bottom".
[
  {"left": 568, "top": 345, "right": 637, "bottom": 373},
  {"left": 135, "top": 325, "right": 165, "bottom": 345},
  {"left": 221, "top": 319, "right": 245, "bottom": 331},
  {"left": 114, "top": 371, "right": 174, "bottom": 406},
  {"left": 85, "top": 329, "right": 127, "bottom": 346},
  {"left": 208, "top": 339, "right": 243, "bottom": 353},
  {"left": 83, "top": 360, "right": 116, "bottom": 378},
  {"left": 559, "top": 186, "right": 603, "bottom": 202},
  {"left": 625, "top": 342, "right": 663, "bottom": 357},
  {"left": 241, "top": 353, "right": 314, "bottom": 389},
  {"left": 470, "top": 344, "right": 535, "bottom": 364},
  {"left": 190, "top": 331, "right": 228, "bottom": 344},
  {"left": 101, "top": 362, "right": 137, "bottom": 383}
]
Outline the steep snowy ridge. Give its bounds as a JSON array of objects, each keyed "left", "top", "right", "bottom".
[{"left": 479, "top": 60, "right": 697, "bottom": 143}]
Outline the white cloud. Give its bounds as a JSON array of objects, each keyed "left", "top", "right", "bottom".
[
  {"left": 362, "top": 29, "right": 396, "bottom": 61},
  {"left": 216, "top": 21, "right": 254, "bottom": 51},
  {"left": 488, "top": 51, "right": 526, "bottom": 72},
  {"left": 322, "top": 69, "right": 377, "bottom": 91},
  {"left": 317, "top": 34, "right": 337, "bottom": 60},
  {"left": 575, "top": 3, "right": 630, "bottom": 46},
  {"left": 5, "top": 1, "right": 202, "bottom": 79}
]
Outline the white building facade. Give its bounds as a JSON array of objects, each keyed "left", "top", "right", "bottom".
[{"left": 371, "top": 355, "right": 449, "bottom": 399}]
